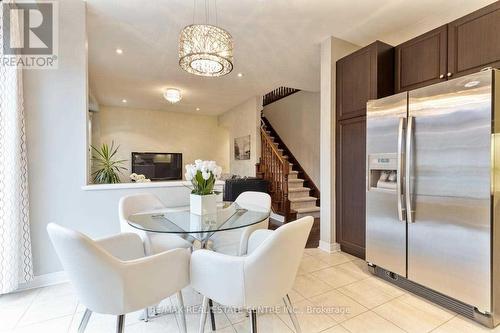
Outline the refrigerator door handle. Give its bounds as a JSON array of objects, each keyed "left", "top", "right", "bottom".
[
  {"left": 397, "top": 117, "right": 406, "bottom": 221},
  {"left": 405, "top": 116, "right": 414, "bottom": 223}
]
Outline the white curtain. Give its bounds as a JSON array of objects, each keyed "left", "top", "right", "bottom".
[{"left": 0, "top": 3, "right": 34, "bottom": 294}]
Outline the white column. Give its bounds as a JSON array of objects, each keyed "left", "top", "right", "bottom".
[{"left": 319, "top": 37, "right": 359, "bottom": 253}]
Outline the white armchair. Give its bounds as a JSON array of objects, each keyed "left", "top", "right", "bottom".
[
  {"left": 211, "top": 191, "right": 271, "bottom": 255},
  {"left": 47, "top": 223, "right": 190, "bottom": 333},
  {"left": 119, "top": 193, "right": 192, "bottom": 254},
  {"left": 191, "top": 216, "right": 314, "bottom": 333}
]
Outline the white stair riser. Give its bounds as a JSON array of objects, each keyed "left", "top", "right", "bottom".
[
  {"left": 291, "top": 200, "right": 318, "bottom": 210},
  {"left": 288, "top": 173, "right": 298, "bottom": 180},
  {"left": 288, "top": 181, "right": 304, "bottom": 189},
  {"left": 289, "top": 190, "right": 311, "bottom": 199}
]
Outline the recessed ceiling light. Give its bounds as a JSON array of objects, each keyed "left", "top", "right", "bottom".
[
  {"left": 237, "top": 73, "right": 243, "bottom": 77},
  {"left": 116, "top": 48, "right": 123, "bottom": 54},
  {"left": 164, "top": 88, "right": 182, "bottom": 103},
  {"left": 196, "top": 107, "right": 200, "bottom": 111},
  {"left": 121, "top": 99, "right": 127, "bottom": 103}
]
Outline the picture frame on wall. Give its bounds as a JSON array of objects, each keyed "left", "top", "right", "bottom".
[{"left": 234, "top": 135, "right": 251, "bottom": 160}]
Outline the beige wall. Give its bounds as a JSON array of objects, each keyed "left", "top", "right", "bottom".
[
  {"left": 218, "top": 97, "right": 261, "bottom": 177},
  {"left": 92, "top": 106, "right": 229, "bottom": 182},
  {"left": 263, "top": 91, "right": 320, "bottom": 185}
]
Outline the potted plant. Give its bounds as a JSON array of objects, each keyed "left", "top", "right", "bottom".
[
  {"left": 185, "top": 160, "right": 222, "bottom": 215},
  {"left": 91, "top": 142, "right": 127, "bottom": 184}
]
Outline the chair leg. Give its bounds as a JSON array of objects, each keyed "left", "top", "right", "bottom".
[
  {"left": 199, "top": 296, "right": 209, "bottom": 333},
  {"left": 116, "top": 315, "right": 125, "bottom": 333},
  {"left": 283, "top": 294, "right": 301, "bottom": 333},
  {"left": 208, "top": 299, "right": 216, "bottom": 331},
  {"left": 176, "top": 291, "right": 187, "bottom": 333},
  {"left": 77, "top": 309, "right": 92, "bottom": 333},
  {"left": 143, "top": 307, "right": 149, "bottom": 322},
  {"left": 250, "top": 309, "right": 258, "bottom": 333}
]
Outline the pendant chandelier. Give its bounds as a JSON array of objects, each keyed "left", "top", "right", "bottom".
[{"left": 179, "top": 0, "right": 234, "bottom": 77}]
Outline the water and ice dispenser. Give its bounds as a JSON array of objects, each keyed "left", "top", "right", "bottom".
[{"left": 367, "top": 153, "right": 398, "bottom": 191}]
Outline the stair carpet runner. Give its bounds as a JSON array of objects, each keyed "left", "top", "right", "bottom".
[{"left": 265, "top": 130, "right": 320, "bottom": 219}]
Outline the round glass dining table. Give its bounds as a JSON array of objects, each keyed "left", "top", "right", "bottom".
[{"left": 127, "top": 201, "right": 270, "bottom": 246}]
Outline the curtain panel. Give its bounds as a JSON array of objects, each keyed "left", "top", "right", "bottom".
[{"left": 0, "top": 2, "right": 34, "bottom": 294}]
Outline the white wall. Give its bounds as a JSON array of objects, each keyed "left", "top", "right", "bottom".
[
  {"left": 22, "top": 0, "right": 219, "bottom": 277},
  {"left": 92, "top": 106, "right": 229, "bottom": 182},
  {"left": 319, "top": 37, "right": 360, "bottom": 252},
  {"left": 263, "top": 91, "right": 320, "bottom": 185},
  {"left": 218, "top": 97, "right": 261, "bottom": 177}
]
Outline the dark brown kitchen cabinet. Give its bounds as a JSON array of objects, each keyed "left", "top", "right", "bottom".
[
  {"left": 396, "top": 1, "right": 500, "bottom": 92},
  {"left": 448, "top": 1, "right": 500, "bottom": 78},
  {"left": 336, "top": 41, "right": 394, "bottom": 120},
  {"left": 395, "top": 26, "right": 448, "bottom": 93},
  {"left": 336, "top": 116, "right": 366, "bottom": 259},
  {"left": 335, "top": 41, "right": 393, "bottom": 259}
]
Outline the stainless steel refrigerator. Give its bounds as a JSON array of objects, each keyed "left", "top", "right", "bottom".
[{"left": 366, "top": 69, "right": 500, "bottom": 327}]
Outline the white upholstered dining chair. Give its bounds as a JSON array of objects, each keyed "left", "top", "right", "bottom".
[
  {"left": 211, "top": 191, "right": 271, "bottom": 255},
  {"left": 47, "top": 223, "right": 190, "bottom": 333},
  {"left": 191, "top": 216, "right": 314, "bottom": 333},
  {"left": 118, "top": 193, "right": 192, "bottom": 254}
]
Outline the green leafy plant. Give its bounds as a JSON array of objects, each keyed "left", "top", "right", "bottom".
[{"left": 91, "top": 142, "right": 127, "bottom": 184}]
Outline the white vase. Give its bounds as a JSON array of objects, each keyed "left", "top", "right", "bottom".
[{"left": 190, "top": 193, "right": 217, "bottom": 215}]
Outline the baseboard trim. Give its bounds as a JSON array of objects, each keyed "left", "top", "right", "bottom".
[
  {"left": 270, "top": 212, "right": 285, "bottom": 223},
  {"left": 16, "top": 271, "right": 68, "bottom": 292},
  {"left": 318, "top": 240, "right": 341, "bottom": 253}
]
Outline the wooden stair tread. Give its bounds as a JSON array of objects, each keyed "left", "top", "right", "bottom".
[
  {"left": 293, "top": 206, "right": 321, "bottom": 213},
  {"left": 289, "top": 187, "right": 311, "bottom": 192},
  {"left": 289, "top": 196, "right": 317, "bottom": 202}
]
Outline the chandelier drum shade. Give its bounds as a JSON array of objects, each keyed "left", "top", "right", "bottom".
[{"left": 179, "top": 24, "right": 233, "bottom": 77}]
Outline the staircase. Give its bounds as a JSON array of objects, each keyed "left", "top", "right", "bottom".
[{"left": 257, "top": 116, "right": 320, "bottom": 222}]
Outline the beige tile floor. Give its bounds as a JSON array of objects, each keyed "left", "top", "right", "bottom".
[{"left": 1, "top": 249, "right": 499, "bottom": 333}]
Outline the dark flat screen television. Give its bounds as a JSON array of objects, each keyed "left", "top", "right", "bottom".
[{"left": 131, "top": 152, "right": 182, "bottom": 181}]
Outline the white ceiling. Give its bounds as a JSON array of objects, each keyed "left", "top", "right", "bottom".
[{"left": 86, "top": 0, "right": 496, "bottom": 115}]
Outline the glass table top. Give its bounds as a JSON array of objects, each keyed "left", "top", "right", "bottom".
[{"left": 127, "top": 202, "right": 270, "bottom": 241}]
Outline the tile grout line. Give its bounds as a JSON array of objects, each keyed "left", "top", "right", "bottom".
[
  {"left": 428, "top": 315, "right": 457, "bottom": 333},
  {"left": 295, "top": 254, "right": 420, "bottom": 331},
  {"left": 12, "top": 287, "right": 43, "bottom": 329},
  {"left": 371, "top": 293, "right": 458, "bottom": 333}
]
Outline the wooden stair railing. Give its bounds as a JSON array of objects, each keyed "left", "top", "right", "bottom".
[
  {"left": 258, "top": 120, "right": 291, "bottom": 219},
  {"left": 262, "top": 87, "right": 300, "bottom": 107},
  {"left": 260, "top": 116, "right": 320, "bottom": 207}
]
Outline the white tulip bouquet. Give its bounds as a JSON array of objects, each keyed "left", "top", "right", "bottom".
[{"left": 185, "top": 160, "right": 222, "bottom": 195}]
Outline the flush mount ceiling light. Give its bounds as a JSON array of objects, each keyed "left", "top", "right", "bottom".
[
  {"left": 164, "top": 88, "right": 182, "bottom": 103},
  {"left": 179, "top": 0, "right": 233, "bottom": 77}
]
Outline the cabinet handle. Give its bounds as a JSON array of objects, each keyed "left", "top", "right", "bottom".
[
  {"left": 447, "top": 72, "right": 453, "bottom": 77},
  {"left": 439, "top": 74, "right": 444, "bottom": 79}
]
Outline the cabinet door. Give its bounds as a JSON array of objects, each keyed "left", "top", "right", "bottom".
[
  {"left": 395, "top": 26, "right": 447, "bottom": 92},
  {"left": 448, "top": 1, "right": 500, "bottom": 78},
  {"left": 336, "top": 47, "right": 375, "bottom": 120},
  {"left": 336, "top": 116, "right": 366, "bottom": 259}
]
